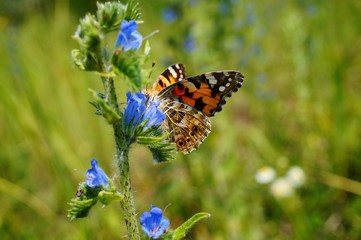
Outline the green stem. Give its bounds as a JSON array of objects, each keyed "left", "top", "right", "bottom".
[
  {"left": 114, "top": 129, "right": 140, "bottom": 240},
  {"left": 102, "top": 71, "right": 140, "bottom": 239}
]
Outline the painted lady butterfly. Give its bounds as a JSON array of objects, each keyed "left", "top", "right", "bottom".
[{"left": 146, "top": 64, "right": 244, "bottom": 154}]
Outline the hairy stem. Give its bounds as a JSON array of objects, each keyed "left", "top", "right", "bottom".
[
  {"left": 114, "top": 127, "right": 140, "bottom": 240},
  {"left": 102, "top": 70, "right": 140, "bottom": 239}
]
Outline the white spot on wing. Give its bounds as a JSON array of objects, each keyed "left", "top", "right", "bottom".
[
  {"left": 206, "top": 74, "right": 218, "bottom": 85},
  {"left": 219, "top": 86, "right": 226, "bottom": 92},
  {"left": 168, "top": 66, "right": 178, "bottom": 78}
]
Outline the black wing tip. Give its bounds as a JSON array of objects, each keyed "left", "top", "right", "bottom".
[{"left": 235, "top": 71, "right": 245, "bottom": 83}]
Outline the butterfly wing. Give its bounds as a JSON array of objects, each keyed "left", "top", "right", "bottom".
[
  {"left": 153, "top": 65, "right": 244, "bottom": 154},
  {"left": 152, "top": 64, "right": 186, "bottom": 92},
  {"left": 159, "top": 71, "right": 244, "bottom": 116},
  {"left": 161, "top": 98, "right": 211, "bottom": 154}
]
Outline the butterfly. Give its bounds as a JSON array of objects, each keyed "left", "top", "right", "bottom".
[{"left": 145, "top": 64, "right": 244, "bottom": 154}]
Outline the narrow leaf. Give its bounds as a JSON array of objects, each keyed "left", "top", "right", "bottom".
[
  {"left": 172, "top": 213, "right": 211, "bottom": 240},
  {"left": 136, "top": 132, "right": 170, "bottom": 145},
  {"left": 89, "top": 88, "right": 121, "bottom": 124}
]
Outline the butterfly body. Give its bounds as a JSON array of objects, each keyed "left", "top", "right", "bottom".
[{"left": 146, "top": 64, "right": 244, "bottom": 154}]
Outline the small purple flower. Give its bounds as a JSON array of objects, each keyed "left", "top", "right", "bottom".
[
  {"left": 140, "top": 205, "right": 170, "bottom": 239},
  {"left": 124, "top": 92, "right": 165, "bottom": 129},
  {"left": 86, "top": 159, "right": 109, "bottom": 188},
  {"left": 115, "top": 20, "right": 142, "bottom": 51}
]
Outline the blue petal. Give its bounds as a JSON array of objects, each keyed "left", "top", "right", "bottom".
[
  {"left": 86, "top": 159, "right": 109, "bottom": 188},
  {"left": 159, "top": 217, "right": 170, "bottom": 231},
  {"left": 124, "top": 92, "right": 147, "bottom": 126},
  {"left": 141, "top": 100, "right": 166, "bottom": 128},
  {"left": 121, "top": 20, "right": 138, "bottom": 35},
  {"left": 115, "top": 20, "right": 143, "bottom": 51},
  {"left": 115, "top": 33, "right": 127, "bottom": 49},
  {"left": 129, "top": 31, "right": 143, "bottom": 50},
  {"left": 140, "top": 205, "right": 170, "bottom": 239},
  {"left": 153, "top": 217, "right": 170, "bottom": 239},
  {"left": 124, "top": 92, "right": 165, "bottom": 129},
  {"left": 149, "top": 205, "right": 163, "bottom": 223},
  {"left": 140, "top": 212, "right": 152, "bottom": 235}
]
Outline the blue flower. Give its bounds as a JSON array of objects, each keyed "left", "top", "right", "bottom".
[
  {"left": 162, "top": 7, "right": 178, "bottom": 23},
  {"left": 124, "top": 92, "right": 165, "bottom": 129},
  {"left": 219, "top": 2, "right": 230, "bottom": 15},
  {"left": 115, "top": 20, "right": 142, "bottom": 51},
  {"left": 184, "top": 34, "right": 195, "bottom": 52},
  {"left": 86, "top": 159, "right": 109, "bottom": 188},
  {"left": 140, "top": 205, "right": 170, "bottom": 239}
]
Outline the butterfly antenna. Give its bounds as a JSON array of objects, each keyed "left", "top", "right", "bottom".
[{"left": 148, "top": 61, "right": 156, "bottom": 79}]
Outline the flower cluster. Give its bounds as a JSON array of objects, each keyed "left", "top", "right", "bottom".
[
  {"left": 140, "top": 205, "right": 170, "bottom": 239},
  {"left": 255, "top": 165, "right": 306, "bottom": 198},
  {"left": 124, "top": 92, "right": 166, "bottom": 129}
]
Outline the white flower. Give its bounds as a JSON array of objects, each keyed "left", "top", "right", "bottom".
[
  {"left": 255, "top": 166, "right": 276, "bottom": 184},
  {"left": 269, "top": 178, "right": 294, "bottom": 198},
  {"left": 286, "top": 166, "right": 306, "bottom": 188}
]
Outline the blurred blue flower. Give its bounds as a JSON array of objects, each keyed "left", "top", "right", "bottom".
[
  {"left": 219, "top": 2, "right": 230, "bottom": 15},
  {"left": 124, "top": 92, "right": 165, "bottom": 129},
  {"left": 162, "top": 7, "right": 178, "bottom": 23},
  {"left": 115, "top": 20, "right": 142, "bottom": 51},
  {"left": 188, "top": 0, "right": 198, "bottom": 6},
  {"left": 184, "top": 34, "right": 195, "bottom": 52},
  {"left": 86, "top": 159, "right": 109, "bottom": 188},
  {"left": 306, "top": 4, "right": 317, "bottom": 16},
  {"left": 140, "top": 205, "right": 170, "bottom": 239}
]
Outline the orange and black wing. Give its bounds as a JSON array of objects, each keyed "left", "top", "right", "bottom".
[
  {"left": 159, "top": 71, "right": 244, "bottom": 117},
  {"left": 152, "top": 64, "right": 186, "bottom": 92}
]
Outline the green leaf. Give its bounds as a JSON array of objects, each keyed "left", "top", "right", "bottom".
[
  {"left": 122, "top": 1, "right": 141, "bottom": 22},
  {"left": 67, "top": 197, "right": 98, "bottom": 220},
  {"left": 171, "top": 213, "right": 211, "bottom": 240},
  {"left": 67, "top": 182, "right": 101, "bottom": 220},
  {"left": 134, "top": 124, "right": 175, "bottom": 163},
  {"left": 112, "top": 49, "right": 142, "bottom": 90},
  {"left": 89, "top": 88, "right": 121, "bottom": 124},
  {"left": 148, "top": 143, "right": 175, "bottom": 163},
  {"left": 98, "top": 190, "right": 124, "bottom": 205},
  {"left": 71, "top": 49, "right": 101, "bottom": 72},
  {"left": 136, "top": 131, "right": 170, "bottom": 145}
]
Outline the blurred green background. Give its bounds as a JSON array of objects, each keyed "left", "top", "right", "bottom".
[{"left": 1, "top": 0, "right": 361, "bottom": 239}]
